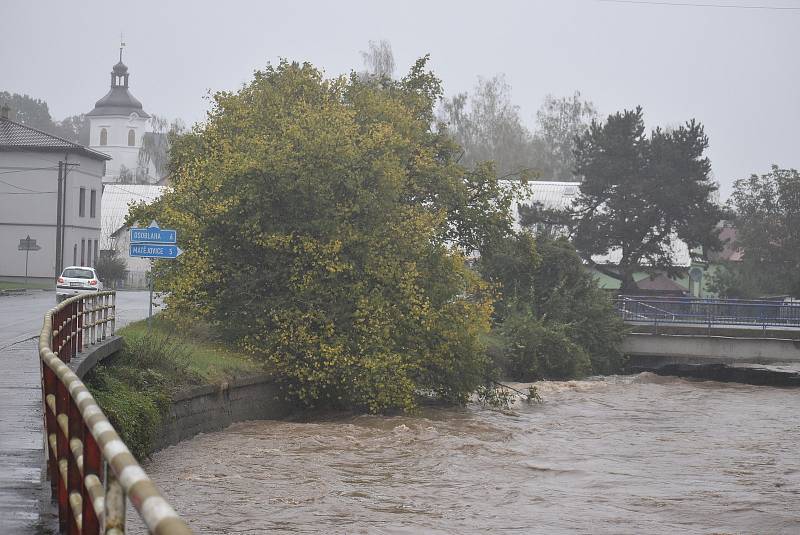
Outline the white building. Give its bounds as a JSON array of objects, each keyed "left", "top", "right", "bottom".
[
  {"left": 509, "top": 180, "right": 581, "bottom": 232},
  {"left": 0, "top": 108, "right": 110, "bottom": 282},
  {"left": 101, "top": 184, "right": 165, "bottom": 288},
  {"left": 87, "top": 58, "right": 151, "bottom": 180},
  {"left": 510, "top": 180, "right": 691, "bottom": 263}
]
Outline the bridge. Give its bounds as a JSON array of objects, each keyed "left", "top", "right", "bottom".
[
  {"left": 613, "top": 296, "right": 800, "bottom": 367},
  {"left": 0, "top": 291, "right": 191, "bottom": 534}
]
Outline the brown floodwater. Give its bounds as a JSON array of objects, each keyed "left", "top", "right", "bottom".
[{"left": 133, "top": 374, "right": 800, "bottom": 534}]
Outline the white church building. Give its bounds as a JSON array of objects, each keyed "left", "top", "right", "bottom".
[{"left": 87, "top": 57, "right": 151, "bottom": 181}]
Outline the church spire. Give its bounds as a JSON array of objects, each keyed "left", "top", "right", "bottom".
[{"left": 111, "top": 37, "right": 129, "bottom": 89}]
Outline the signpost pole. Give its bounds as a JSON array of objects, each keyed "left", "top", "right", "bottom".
[
  {"left": 18, "top": 235, "right": 40, "bottom": 286},
  {"left": 128, "top": 222, "right": 180, "bottom": 331},
  {"left": 148, "top": 260, "right": 153, "bottom": 330}
]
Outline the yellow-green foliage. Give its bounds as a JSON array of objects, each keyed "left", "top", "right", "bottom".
[{"left": 129, "top": 59, "right": 517, "bottom": 412}]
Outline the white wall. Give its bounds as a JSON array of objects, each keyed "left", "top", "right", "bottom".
[
  {"left": 112, "top": 229, "right": 152, "bottom": 288},
  {"left": 0, "top": 151, "right": 105, "bottom": 280},
  {"left": 89, "top": 113, "right": 148, "bottom": 177}
]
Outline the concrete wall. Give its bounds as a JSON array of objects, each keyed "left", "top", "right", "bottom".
[
  {"left": 152, "top": 376, "right": 293, "bottom": 452},
  {"left": 0, "top": 151, "right": 105, "bottom": 279},
  {"left": 66, "top": 335, "right": 292, "bottom": 454},
  {"left": 623, "top": 333, "right": 800, "bottom": 367}
]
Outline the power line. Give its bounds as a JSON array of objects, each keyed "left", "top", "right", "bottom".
[
  {"left": 0, "top": 166, "right": 58, "bottom": 175},
  {"left": 0, "top": 190, "right": 56, "bottom": 195},
  {"left": 595, "top": 0, "right": 800, "bottom": 10},
  {"left": 0, "top": 177, "right": 55, "bottom": 193},
  {"left": 108, "top": 184, "right": 165, "bottom": 199}
]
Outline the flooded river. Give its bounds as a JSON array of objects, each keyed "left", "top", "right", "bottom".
[{"left": 138, "top": 374, "right": 800, "bottom": 534}]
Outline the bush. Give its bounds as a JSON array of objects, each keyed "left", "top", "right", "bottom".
[
  {"left": 480, "top": 235, "right": 626, "bottom": 380},
  {"left": 95, "top": 249, "right": 127, "bottom": 287},
  {"left": 499, "top": 309, "right": 591, "bottom": 380}
]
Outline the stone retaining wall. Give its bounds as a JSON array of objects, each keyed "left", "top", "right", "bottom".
[
  {"left": 152, "top": 375, "right": 293, "bottom": 452},
  {"left": 68, "top": 337, "right": 294, "bottom": 455}
]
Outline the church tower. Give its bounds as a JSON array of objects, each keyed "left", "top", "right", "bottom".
[{"left": 87, "top": 48, "right": 150, "bottom": 180}]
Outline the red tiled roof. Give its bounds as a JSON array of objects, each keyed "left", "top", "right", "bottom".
[{"left": 636, "top": 274, "right": 688, "bottom": 292}]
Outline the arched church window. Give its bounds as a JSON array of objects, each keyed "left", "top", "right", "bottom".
[
  {"left": 99, "top": 128, "right": 108, "bottom": 146},
  {"left": 128, "top": 129, "right": 135, "bottom": 146}
]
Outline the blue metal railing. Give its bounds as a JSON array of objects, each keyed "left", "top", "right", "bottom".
[{"left": 612, "top": 295, "right": 800, "bottom": 330}]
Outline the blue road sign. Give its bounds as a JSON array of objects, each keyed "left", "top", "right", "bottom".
[
  {"left": 129, "top": 243, "right": 183, "bottom": 259},
  {"left": 130, "top": 221, "right": 176, "bottom": 244}
]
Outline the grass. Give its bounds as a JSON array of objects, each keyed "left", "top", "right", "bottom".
[
  {"left": 84, "top": 315, "right": 265, "bottom": 458},
  {"left": 117, "top": 316, "right": 263, "bottom": 383},
  {"left": 0, "top": 280, "right": 52, "bottom": 290}
]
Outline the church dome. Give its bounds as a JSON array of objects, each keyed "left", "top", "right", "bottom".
[
  {"left": 87, "top": 60, "right": 150, "bottom": 118},
  {"left": 87, "top": 87, "right": 149, "bottom": 118}
]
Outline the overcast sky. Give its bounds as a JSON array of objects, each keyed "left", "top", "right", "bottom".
[{"left": 2, "top": 0, "right": 798, "bottom": 197}]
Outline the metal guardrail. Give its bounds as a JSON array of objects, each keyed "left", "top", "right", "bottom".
[
  {"left": 613, "top": 295, "right": 800, "bottom": 330},
  {"left": 38, "top": 291, "right": 192, "bottom": 534}
]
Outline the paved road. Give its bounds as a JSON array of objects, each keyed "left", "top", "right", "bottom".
[{"left": 0, "top": 290, "right": 156, "bottom": 534}]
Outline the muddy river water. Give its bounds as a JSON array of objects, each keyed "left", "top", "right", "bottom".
[{"left": 136, "top": 374, "right": 800, "bottom": 534}]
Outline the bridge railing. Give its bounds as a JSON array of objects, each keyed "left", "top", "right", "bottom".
[
  {"left": 39, "top": 291, "right": 192, "bottom": 534},
  {"left": 613, "top": 295, "right": 800, "bottom": 330}
]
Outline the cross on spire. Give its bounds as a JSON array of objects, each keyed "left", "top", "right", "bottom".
[{"left": 119, "top": 33, "right": 126, "bottom": 62}]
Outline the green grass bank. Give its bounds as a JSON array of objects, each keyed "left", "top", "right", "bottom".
[{"left": 84, "top": 316, "right": 264, "bottom": 459}]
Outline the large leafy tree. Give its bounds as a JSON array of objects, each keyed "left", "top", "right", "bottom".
[
  {"left": 1, "top": 91, "right": 89, "bottom": 143},
  {"left": 0, "top": 91, "right": 54, "bottom": 130},
  {"left": 438, "top": 75, "right": 547, "bottom": 180},
  {"left": 540, "top": 107, "right": 724, "bottom": 292},
  {"left": 130, "top": 59, "right": 519, "bottom": 412},
  {"left": 359, "top": 39, "right": 395, "bottom": 80},
  {"left": 534, "top": 91, "right": 597, "bottom": 180},
  {"left": 711, "top": 166, "right": 800, "bottom": 297}
]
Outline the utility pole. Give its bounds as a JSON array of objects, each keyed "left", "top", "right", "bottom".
[
  {"left": 55, "top": 161, "right": 63, "bottom": 277},
  {"left": 60, "top": 157, "right": 79, "bottom": 269}
]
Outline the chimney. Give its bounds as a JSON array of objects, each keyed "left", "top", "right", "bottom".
[{"left": 0, "top": 104, "right": 9, "bottom": 120}]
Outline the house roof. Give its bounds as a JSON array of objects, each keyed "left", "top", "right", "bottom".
[
  {"left": 0, "top": 116, "right": 111, "bottom": 160},
  {"left": 101, "top": 184, "right": 165, "bottom": 244},
  {"left": 591, "top": 239, "right": 693, "bottom": 268},
  {"left": 709, "top": 224, "right": 743, "bottom": 262},
  {"left": 506, "top": 179, "right": 695, "bottom": 267},
  {"left": 513, "top": 180, "right": 582, "bottom": 213},
  {"left": 635, "top": 273, "right": 689, "bottom": 293}
]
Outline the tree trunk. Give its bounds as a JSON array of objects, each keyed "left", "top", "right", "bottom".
[{"left": 619, "top": 264, "right": 638, "bottom": 295}]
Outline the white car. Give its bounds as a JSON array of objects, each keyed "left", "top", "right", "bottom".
[{"left": 56, "top": 266, "right": 104, "bottom": 302}]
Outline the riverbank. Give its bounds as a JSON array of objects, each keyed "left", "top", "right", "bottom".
[
  {"left": 83, "top": 317, "right": 266, "bottom": 458},
  {"left": 132, "top": 374, "right": 800, "bottom": 534}
]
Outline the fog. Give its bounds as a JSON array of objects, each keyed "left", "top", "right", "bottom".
[{"left": 2, "top": 0, "right": 798, "bottom": 196}]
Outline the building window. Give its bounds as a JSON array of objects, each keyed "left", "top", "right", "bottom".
[
  {"left": 128, "top": 129, "right": 135, "bottom": 146},
  {"left": 81, "top": 239, "right": 85, "bottom": 266},
  {"left": 94, "top": 241, "right": 99, "bottom": 268},
  {"left": 100, "top": 128, "right": 108, "bottom": 146},
  {"left": 73, "top": 244, "right": 77, "bottom": 266},
  {"left": 90, "top": 189, "right": 97, "bottom": 218},
  {"left": 87, "top": 240, "right": 92, "bottom": 266},
  {"left": 79, "top": 188, "right": 86, "bottom": 217}
]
